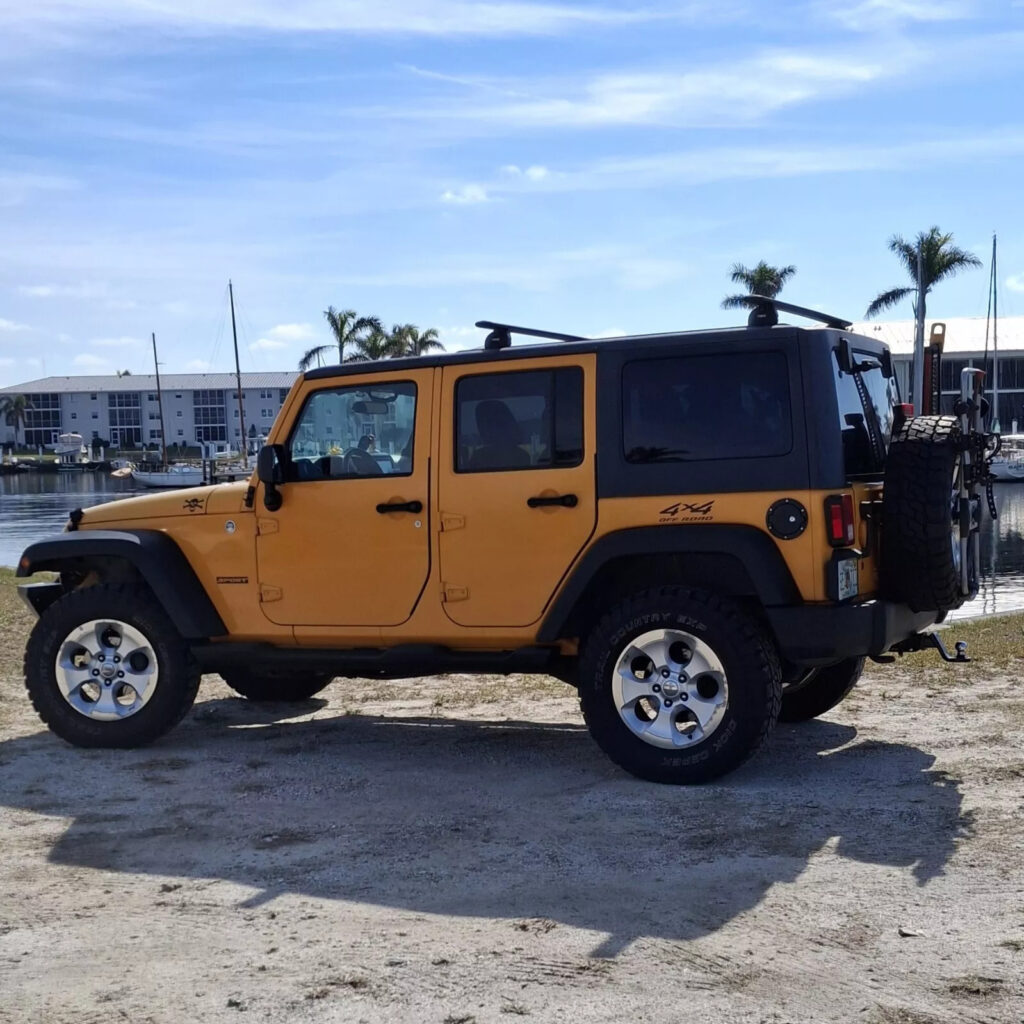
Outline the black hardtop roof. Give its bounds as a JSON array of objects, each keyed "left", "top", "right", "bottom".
[{"left": 302, "top": 320, "right": 885, "bottom": 383}]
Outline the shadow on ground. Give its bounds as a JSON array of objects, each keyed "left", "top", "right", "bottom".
[{"left": 0, "top": 696, "right": 971, "bottom": 957}]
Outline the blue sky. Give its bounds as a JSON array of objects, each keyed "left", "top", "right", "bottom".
[{"left": 1, "top": 0, "right": 1022, "bottom": 387}]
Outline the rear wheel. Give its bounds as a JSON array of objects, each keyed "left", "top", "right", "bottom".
[
  {"left": 221, "top": 670, "right": 334, "bottom": 702},
  {"left": 779, "top": 657, "right": 864, "bottom": 722},
  {"left": 24, "top": 584, "right": 199, "bottom": 748},
  {"left": 578, "top": 587, "right": 781, "bottom": 784}
]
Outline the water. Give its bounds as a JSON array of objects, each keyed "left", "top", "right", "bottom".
[{"left": 3, "top": 472, "right": 1024, "bottom": 620}]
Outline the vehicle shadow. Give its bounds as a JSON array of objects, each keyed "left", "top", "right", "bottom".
[{"left": 0, "top": 698, "right": 971, "bottom": 957}]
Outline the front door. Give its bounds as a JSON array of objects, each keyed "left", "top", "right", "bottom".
[
  {"left": 438, "top": 355, "right": 597, "bottom": 627},
  {"left": 255, "top": 369, "right": 432, "bottom": 627}
]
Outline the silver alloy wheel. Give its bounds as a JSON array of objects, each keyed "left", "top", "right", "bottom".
[
  {"left": 54, "top": 619, "right": 160, "bottom": 721},
  {"left": 612, "top": 628, "right": 729, "bottom": 749}
]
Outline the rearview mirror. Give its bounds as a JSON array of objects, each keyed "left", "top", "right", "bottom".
[
  {"left": 257, "top": 444, "right": 284, "bottom": 511},
  {"left": 352, "top": 400, "right": 390, "bottom": 415}
]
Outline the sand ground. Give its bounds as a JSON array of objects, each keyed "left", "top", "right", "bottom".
[{"left": 1, "top": 591, "right": 1022, "bottom": 1023}]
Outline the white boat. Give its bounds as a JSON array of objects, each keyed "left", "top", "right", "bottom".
[
  {"left": 990, "top": 435, "right": 1024, "bottom": 481},
  {"left": 131, "top": 464, "right": 205, "bottom": 488}
]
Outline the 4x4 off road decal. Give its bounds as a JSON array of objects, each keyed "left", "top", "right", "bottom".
[{"left": 658, "top": 499, "right": 715, "bottom": 523}]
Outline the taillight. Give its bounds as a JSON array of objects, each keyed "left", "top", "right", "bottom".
[{"left": 825, "top": 494, "right": 855, "bottom": 547}]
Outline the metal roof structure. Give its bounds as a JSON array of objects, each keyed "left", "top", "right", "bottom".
[
  {"left": 0, "top": 371, "right": 299, "bottom": 395},
  {"left": 850, "top": 316, "right": 1024, "bottom": 356}
]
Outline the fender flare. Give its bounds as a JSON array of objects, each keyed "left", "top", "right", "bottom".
[
  {"left": 537, "top": 525, "right": 802, "bottom": 642},
  {"left": 16, "top": 530, "right": 226, "bottom": 639}
]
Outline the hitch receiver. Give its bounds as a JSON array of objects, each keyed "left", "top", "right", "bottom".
[{"left": 887, "top": 631, "right": 970, "bottom": 663}]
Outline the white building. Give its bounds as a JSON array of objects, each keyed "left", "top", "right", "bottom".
[
  {"left": 0, "top": 372, "right": 298, "bottom": 450},
  {"left": 851, "top": 316, "right": 1024, "bottom": 432}
]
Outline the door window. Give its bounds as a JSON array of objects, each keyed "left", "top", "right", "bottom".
[
  {"left": 286, "top": 382, "right": 416, "bottom": 480},
  {"left": 455, "top": 368, "right": 583, "bottom": 473}
]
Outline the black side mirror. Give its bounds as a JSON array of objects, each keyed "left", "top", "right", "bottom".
[{"left": 257, "top": 444, "right": 284, "bottom": 511}]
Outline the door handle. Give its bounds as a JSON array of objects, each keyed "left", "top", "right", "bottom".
[
  {"left": 376, "top": 499, "right": 423, "bottom": 514},
  {"left": 527, "top": 493, "right": 578, "bottom": 509}
]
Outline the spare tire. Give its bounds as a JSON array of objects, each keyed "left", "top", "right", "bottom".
[{"left": 880, "top": 415, "right": 974, "bottom": 613}]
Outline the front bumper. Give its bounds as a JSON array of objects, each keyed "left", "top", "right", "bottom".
[{"left": 766, "top": 600, "right": 940, "bottom": 666}]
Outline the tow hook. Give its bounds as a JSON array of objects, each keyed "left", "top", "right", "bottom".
[{"left": 874, "top": 632, "right": 970, "bottom": 664}]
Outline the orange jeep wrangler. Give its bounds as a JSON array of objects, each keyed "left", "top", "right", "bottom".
[{"left": 16, "top": 298, "right": 992, "bottom": 784}]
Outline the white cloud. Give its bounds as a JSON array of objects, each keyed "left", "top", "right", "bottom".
[
  {"left": 525, "top": 165, "right": 549, "bottom": 181},
  {"left": 499, "top": 164, "right": 549, "bottom": 179},
  {"left": 90, "top": 335, "right": 143, "bottom": 347},
  {"left": 0, "top": 318, "right": 29, "bottom": 331},
  {"left": 249, "top": 337, "right": 288, "bottom": 352},
  {"left": 0, "top": 1, "right": 668, "bottom": 40},
  {"left": 825, "top": 0, "right": 974, "bottom": 31},
  {"left": 1007, "top": 272, "right": 1024, "bottom": 293},
  {"left": 73, "top": 353, "right": 109, "bottom": 368},
  {"left": 18, "top": 282, "right": 108, "bottom": 299},
  {"left": 266, "top": 322, "right": 315, "bottom": 342},
  {"left": 441, "top": 184, "right": 489, "bottom": 204}
]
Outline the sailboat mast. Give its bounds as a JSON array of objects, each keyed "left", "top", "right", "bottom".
[
  {"left": 993, "top": 234, "right": 999, "bottom": 431},
  {"left": 152, "top": 332, "right": 167, "bottom": 468},
  {"left": 228, "top": 280, "right": 249, "bottom": 468}
]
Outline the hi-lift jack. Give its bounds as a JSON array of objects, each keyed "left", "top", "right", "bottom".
[{"left": 876, "top": 632, "right": 970, "bottom": 665}]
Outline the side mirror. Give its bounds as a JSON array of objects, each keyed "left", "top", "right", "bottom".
[{"left": 257, "top": 444, "right": 284, "bottom": 511}]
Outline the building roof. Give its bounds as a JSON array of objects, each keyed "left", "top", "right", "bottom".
[
  {"left": 850, "top": 316, "right": 1024, "bottom": 357},
  {"left": 0, "top": 371, "right": 299, "bottom": 395}
]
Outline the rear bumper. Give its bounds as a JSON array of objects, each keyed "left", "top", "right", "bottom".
[{"left": 766, "top": 600, "right": 939, "bottom": 666}]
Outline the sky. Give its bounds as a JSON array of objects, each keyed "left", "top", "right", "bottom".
[{"left": 1, "top": 0, "right": 1023, "bottom": 387}]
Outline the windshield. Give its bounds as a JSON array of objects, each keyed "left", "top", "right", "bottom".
[{"left": 834, "top": 349, "right": 897, "bottom": 478}]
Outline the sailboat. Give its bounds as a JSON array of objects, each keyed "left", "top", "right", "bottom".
[
  {"left": 982, "top": 235, "right": 1024, "bottom": 481},
  {"left": 129, "top": 331, "right": 204, "bottom": 489}
]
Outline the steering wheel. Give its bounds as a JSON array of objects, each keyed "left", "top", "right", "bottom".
[{"left": 342, "top": 447, "right": 383, "bottom": 476}]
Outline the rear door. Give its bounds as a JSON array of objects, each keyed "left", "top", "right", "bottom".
[{"left": 438, "top": 355, "right": 597, "bottom": 627}]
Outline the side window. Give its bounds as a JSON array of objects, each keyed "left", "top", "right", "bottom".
[
  {"left": 622, "top": 352, "right": 792, "bottom": 462},
  {"left": 834, "top": 350, "right": 897, "bottom": 477},
  {"left": 286, "top": 382, "right": 416, "bottom": 480},
  {"left": 456, "top": 368, "right": 583, "bottom": 473}
]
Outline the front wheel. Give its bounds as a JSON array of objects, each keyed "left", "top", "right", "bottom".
[
  {"left": 578, "top": 588, "right": 782, "bottom": 784},
  {"left": 24, "top": 584, "right": 200, "bottom": 748}
]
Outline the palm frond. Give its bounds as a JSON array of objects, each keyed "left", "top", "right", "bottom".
[
  {"left": 864, "top": 287, "right": 914, "bottom": 319},
  {"left": 298, "top": 344, "right": 332, "bottom": 371}
]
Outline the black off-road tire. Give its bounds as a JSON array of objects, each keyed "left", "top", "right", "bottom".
[
  {"left": 24, "top": 584, "right": 200, "bottom": 748},
  {"left": 578, "top": 587, "right": 782, "bottom": 785},
  {"left": 221, "top": 670, "right": 334, "bottom": 702},
  {"left": 779, "top": 657, "right": 864, "bottom": 723},
  {"left": 881, "top": 415, "right": 968, "bottom": 613}
]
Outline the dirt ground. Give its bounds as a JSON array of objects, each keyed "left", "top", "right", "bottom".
[{"left": 1, "top": 586, "right": 1023, "bottom": 1023}]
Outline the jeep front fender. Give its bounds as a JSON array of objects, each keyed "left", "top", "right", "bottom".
[{"left": 16, "top": 530, "right": 226, "bottom": 640}]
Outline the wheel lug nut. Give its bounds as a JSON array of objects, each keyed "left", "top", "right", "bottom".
[
  {"left": 652, "top": 684, "right": 661, "bottom": 693},
  {"left": 98, "top": 655, "right": 105, "bottom": 663},
  {"left": 660, "top": 669, "right": 670, "bottom": 678},
  {"left": 117, "top": 671, "right": 124, "bottom": 678},
  {"left": 113, "top": 655, "right": 120, "bottom": 663},
  {"left": 664, "top": 699, "right": 673, "bottom": 707},
  {"left": 91, "top": 669, "right": 100, "bottom": 676},
  {"left": 680, "top": 693, "right": 689, "bottom": 701}
]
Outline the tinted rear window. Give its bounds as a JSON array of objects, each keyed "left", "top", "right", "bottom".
[{"left": 622, "top": 352, "right": 792, "bottom": 463}]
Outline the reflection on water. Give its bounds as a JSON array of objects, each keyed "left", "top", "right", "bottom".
[
  {"left": 4, "top": 472, "right": 1024, "bottom": 620},
  {"left": 0, "top": 472, "right": 144, "bottom": 568}
]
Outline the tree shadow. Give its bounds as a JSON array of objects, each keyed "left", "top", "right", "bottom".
[{"left": 0, "top": 697, "right": 972, "bottom": 957}]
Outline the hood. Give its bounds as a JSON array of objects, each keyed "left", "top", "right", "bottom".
[{"left": 79, "top": 482, "right": 250, "bottom": 526}]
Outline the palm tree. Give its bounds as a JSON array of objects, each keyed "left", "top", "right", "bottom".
[
  {"left": 721, "top": 261, "right": 797, "bottom": 310},
  {"left": 865, "top": 227, "right": 982, "bottom": 320},
  {"left": 298, "top": 307, "right": 383, "bottom": 371},
  {"left": 1, "top": 394, "right": 33, "bottom": 449},
  {"left": 346, "top": 328, "right": 404, "bottom": 363},
  {"left": 390, "top": 324, "right": 444, "bottom": 357}
]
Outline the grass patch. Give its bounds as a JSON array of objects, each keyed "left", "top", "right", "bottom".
[{"left": 0, "top": 567, "right": 35, "bottom": 730}]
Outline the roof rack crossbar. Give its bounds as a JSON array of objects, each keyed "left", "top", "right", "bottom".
[
  {"left": 475, "top": 320, "right": 587, "bottom": 351},
  {"left": 741, "top": 295, "right": 852, "bottom": 331}
]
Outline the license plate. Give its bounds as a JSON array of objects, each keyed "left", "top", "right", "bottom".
[{"left": 837, "top": 559, "right": 859, "bottom": 601}]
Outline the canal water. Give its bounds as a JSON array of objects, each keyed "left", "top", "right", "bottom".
[{"left": 2, "top": 472, "right": 1024, "bottom": 621}]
